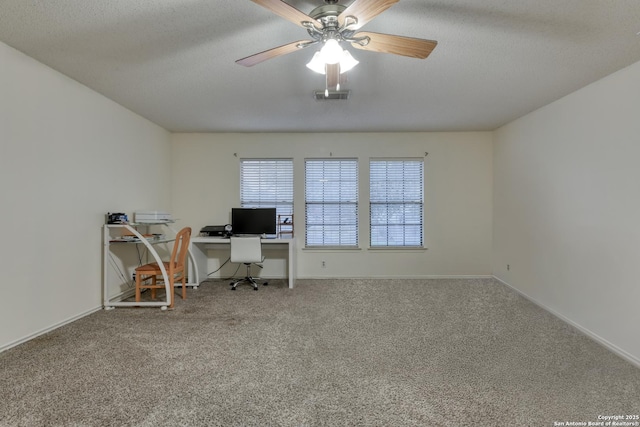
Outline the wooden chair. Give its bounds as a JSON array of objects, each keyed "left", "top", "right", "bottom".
[{"left": 135, "top": 227, "right": 191, "bottom": 308}]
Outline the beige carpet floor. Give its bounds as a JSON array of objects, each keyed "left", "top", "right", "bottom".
[{"left": 1, "top": 278, "right": 639, "bottom": 426}]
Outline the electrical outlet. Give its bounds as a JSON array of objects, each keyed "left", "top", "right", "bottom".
[{"left": 321, "top": 261, "right": 326, "bottom": 268}]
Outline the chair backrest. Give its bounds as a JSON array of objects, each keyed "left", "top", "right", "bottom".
[
  {"left": 230, "top": 236, "right": 263, "bottom": 264},
  {"left": 169, "top": 227, "right": 192, "bottom": 274}
]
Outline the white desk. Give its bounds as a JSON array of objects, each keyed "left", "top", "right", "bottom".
[
  {"left": 189, "top": 237, "right": 296, "bottom": 288},
  {"left": 103, "top": 223, "right": 198, "bottom": 310}
]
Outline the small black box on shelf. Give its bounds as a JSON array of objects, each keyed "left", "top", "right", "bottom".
[
  {"left": 107, "top": 212, "right": 128, "bottom": 224},
  {"left": 200, "top": 225, "right": 226, "bottom": 237}
]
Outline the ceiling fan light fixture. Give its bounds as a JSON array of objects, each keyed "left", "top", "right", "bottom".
[
  {"left": 306, "top": 52, "right": 327, "bottom": 74},
  {"left": 306, "top": 48, "right": 358, "bottom": 75},
  {"left": 320, "top": 39, "right": 343, "bottom": 64},
  {"left": 339, "top": 50, "right": 358, "bottom": 73}
]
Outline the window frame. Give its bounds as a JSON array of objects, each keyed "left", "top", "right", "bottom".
[
  {"left": 369, "top": 158, "right": 424, "bottom": 248},
  {"left": 239, "top": 158, "right": 294, "bottom": 231},
  {"left": 304, "top": 158, "right": 359, "bottom": 248}
]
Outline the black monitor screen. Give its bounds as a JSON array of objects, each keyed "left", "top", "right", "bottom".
[{"left": 231, "top": 208, "right": 277, "bottom": 236}]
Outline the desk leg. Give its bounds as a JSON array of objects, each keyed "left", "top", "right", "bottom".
[
  {"left": 103, "top": 225, "right": 111, "bottom": 309},
  {"left": 288, "top": 241, "right": 294, "bottom": 288},
  {"left": 188, "top": 242, "right": 208, "bottom": 287},
  {"left": 185, "top": 249, "right": 199, "bottom": 289}
]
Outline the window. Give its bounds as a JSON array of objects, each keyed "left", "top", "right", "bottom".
[
  {"left": 240, "top": 159, "right": 293, "bottom": 221},
  {"left": 305, "top": 159, "right": 358, "bottom": 247},
  {"left": 370, "top": 159, "right": 423, "bottom": 247}
]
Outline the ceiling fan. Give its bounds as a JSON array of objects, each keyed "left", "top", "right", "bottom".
[{"left": 236, "top": 0, "right": 438, "bottom": 92}]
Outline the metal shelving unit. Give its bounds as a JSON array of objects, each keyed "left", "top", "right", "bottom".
[{"left": 277, "top": 214, "right": 294, "bottom": 238}]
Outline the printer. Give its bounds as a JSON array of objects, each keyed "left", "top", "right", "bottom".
[
  {"left": 134, "top": 210, "right": 172, "bottom": 223},
  {"left": 200, "top": 225, "right": 231, "bottom": 237}
]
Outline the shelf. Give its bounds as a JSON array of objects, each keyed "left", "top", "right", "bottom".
[
  {"left": 277, "top": 214, "right": 294, "bottom": 238},
  {"left": 108, "top": 220, "right": 175, "bottom": 226},
  {"left": 109, "top": 237, "right": 174, "bottom": 244}
]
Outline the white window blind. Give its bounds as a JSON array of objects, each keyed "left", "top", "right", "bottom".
[
  {"left": 370, "top": 159, "right": 423, "bottom": 247},
  {"left": 305, "top": 159, "right": 358, "bottom": 247},
  {"left": 240, "top": 159, "right": 293, "bottom": 218}
]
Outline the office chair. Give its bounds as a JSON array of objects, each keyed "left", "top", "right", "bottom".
[
  {"left": 229, "top": 236, "right": 267, "bottom": 290},
  {"left": 135, "top": 227, "right": 191, "bottom": 308}
]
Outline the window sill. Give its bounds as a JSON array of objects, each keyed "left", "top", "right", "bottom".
[
  {"left": 303, "top": 246, "right": 362, "bottom": 251},
  {"left": 367, "top": 246, "right": 428, "bottom": 252}
]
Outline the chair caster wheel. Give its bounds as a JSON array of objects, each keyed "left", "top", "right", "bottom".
[
  {"left": 231, "top": 287, "right": 236, "bottom": 291},
  {"left": 253, "top": 287, "right": 258, "bottom": 291},
  {"left": 263, "top": 282, "right": 269, "bottom": 286}
]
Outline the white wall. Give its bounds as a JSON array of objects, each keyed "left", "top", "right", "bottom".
[
  {"left": 0, "top": 42, "right": 171, "bottom": 351},
  {"left": 493, "top": 60, "right": 640, "bottom": 365},
  {"left": 171, "top": 132, "right": 493, "bottom": 279}
]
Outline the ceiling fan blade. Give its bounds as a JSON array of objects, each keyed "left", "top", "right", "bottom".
[
  {"left": 236, "top": 40, "right": 311, "bottom": 67},
  {"left": 338, "top": 0, "right": 399, "bottom": 30},
  {"left": 250, "top": 0, "right": 317, "bottom": 28},
  {"left": 351, "top": 32, "right": 437, "bottom": 59}
]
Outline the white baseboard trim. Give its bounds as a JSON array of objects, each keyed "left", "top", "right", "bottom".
[
  {"left": 493, "top": 275, "right": 640, "bottom": 369},
  {"left": 0, "top": 306, "right": 103, "bottom": 354}
]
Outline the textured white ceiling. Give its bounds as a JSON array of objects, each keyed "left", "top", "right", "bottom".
[{"left": 1, "top": 0, "right": 640, "bottom": 132}]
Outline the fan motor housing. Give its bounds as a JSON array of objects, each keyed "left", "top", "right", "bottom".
[{"left": 309, "top": 4, "right": 346, "bottom": 20}]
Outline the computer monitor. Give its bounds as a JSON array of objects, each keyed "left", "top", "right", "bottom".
[{"left": 231, "top": 208, "right": 277, "bottom": 236}]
